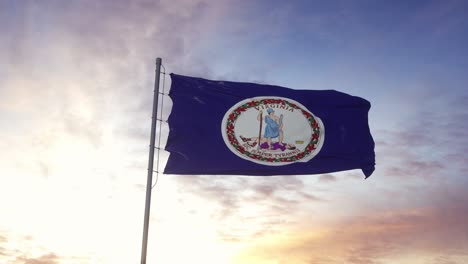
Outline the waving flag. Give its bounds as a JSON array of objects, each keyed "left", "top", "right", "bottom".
[{"left": 164, "top": 74, "right": 375, "bottom": 178}]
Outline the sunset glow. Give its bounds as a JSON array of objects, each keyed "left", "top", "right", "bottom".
[{"left": 1, "top": 0, "right": 468, "bottom": 263}]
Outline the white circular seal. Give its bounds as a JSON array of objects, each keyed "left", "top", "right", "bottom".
[{"left": 221, "top": 97, "right": 325, "bottom": 166}]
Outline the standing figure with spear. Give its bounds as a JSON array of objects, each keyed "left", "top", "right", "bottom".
[
  {"left": 262, "top": 108, "right": 284, "bottom": 149},
  {"left": 240, "top": 108, "right": 288, "bottom": 151}
]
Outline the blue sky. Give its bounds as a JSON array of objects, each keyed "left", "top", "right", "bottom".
[{"left": 1, "top": 0, "right": 468, "bottom": 263}]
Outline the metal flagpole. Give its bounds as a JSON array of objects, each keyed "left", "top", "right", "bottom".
[{"left": 141, "top": 57, "right": 162, "bottom": 264}]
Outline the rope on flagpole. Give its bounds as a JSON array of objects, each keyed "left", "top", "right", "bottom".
[{"left": 151, "top": 63, "right": 167, "bottom": 189}]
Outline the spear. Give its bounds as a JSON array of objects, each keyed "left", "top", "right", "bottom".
[{"left": 257, "top": 111, "right": 263, "bottom": 150}]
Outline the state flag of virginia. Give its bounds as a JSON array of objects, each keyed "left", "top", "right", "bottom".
[{"left": 164, "top": 74, "right": 375, "bottom": 178}]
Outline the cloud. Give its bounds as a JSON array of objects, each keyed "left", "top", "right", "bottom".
[
  {"left": 0, "top": 233, "right": 11, "bottom": 259},
  {"left": 0, "top": 235, "right": 6, "bottom": 257},
  {"left": 0, "top": 233, "right": 62, "bottom": 264},
  {"left": 0, "top": 0, "right": 235, "bottom": 186},
  {"left": 384, "top": 160, "right": 445, "bottom": 179},
  {"left": 374, "top": 91, "right": 468, "bottom": 180},
  {"left": 319, "top": 174, "right": 337, "bottom": 182},
  {"left": 176, "top": 175, "right": 323, "bottom": 216},
  {"left": 15, "top": 253, "right": 59, "bottom": 264},
  {"left": 235, "top": 183, "right": 468, "bottom": 263},
  {"left": 429, "top": 256, "right": 461, "bottom": 264},
  {"left": 174, "top": 175, "right": 326, "bottom": 242}
]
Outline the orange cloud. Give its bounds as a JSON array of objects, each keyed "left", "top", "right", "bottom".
[{"left": 233, "top": 192, "right": 468, "bottom": 264}]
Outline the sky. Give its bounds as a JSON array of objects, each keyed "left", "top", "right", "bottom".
[{"left": 1, "top": 0, "right": 468, "bottom": 263}]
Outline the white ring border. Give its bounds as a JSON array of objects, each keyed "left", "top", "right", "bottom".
[{"left": 220, "top": 96, "right": 325, "bottom": 166}]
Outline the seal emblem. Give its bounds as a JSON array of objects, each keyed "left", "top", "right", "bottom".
[{"left": 221, "top": 97, "right": 325, "bottom": 166}]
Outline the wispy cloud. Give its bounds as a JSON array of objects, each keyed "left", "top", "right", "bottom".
[
  {"left": 15, "top": 253, "right": 59, "bottom": 264},
  {"left": 235, "top": 184, "right": 468, "bottom": 263},
  {"left": 0, "top": 0, "right": 238, "bottom": 184},
  {"left": 0, "top": 232, "right": 62, "bottom": 264},
  {"left": 174, "top": 175, "right": 326, "bottom": 242},
  {"left": 319, "top": 174, "right": 337, "bottom": 182},
  {"left": 374, "top": 91, "right": 468, "bottom": 181}
]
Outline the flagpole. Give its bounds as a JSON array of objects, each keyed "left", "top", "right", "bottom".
[{"left": 141, "top": 57, "right": 162, "bottom": 264}]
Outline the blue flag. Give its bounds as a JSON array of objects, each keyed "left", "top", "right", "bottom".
[{"left": 164, "top": 74, "right": 375, "bottom": 178}]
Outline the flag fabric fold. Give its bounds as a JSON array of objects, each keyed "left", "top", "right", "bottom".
[{"left": 164, "top": 73, "right": 375, "bottom": 178}]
